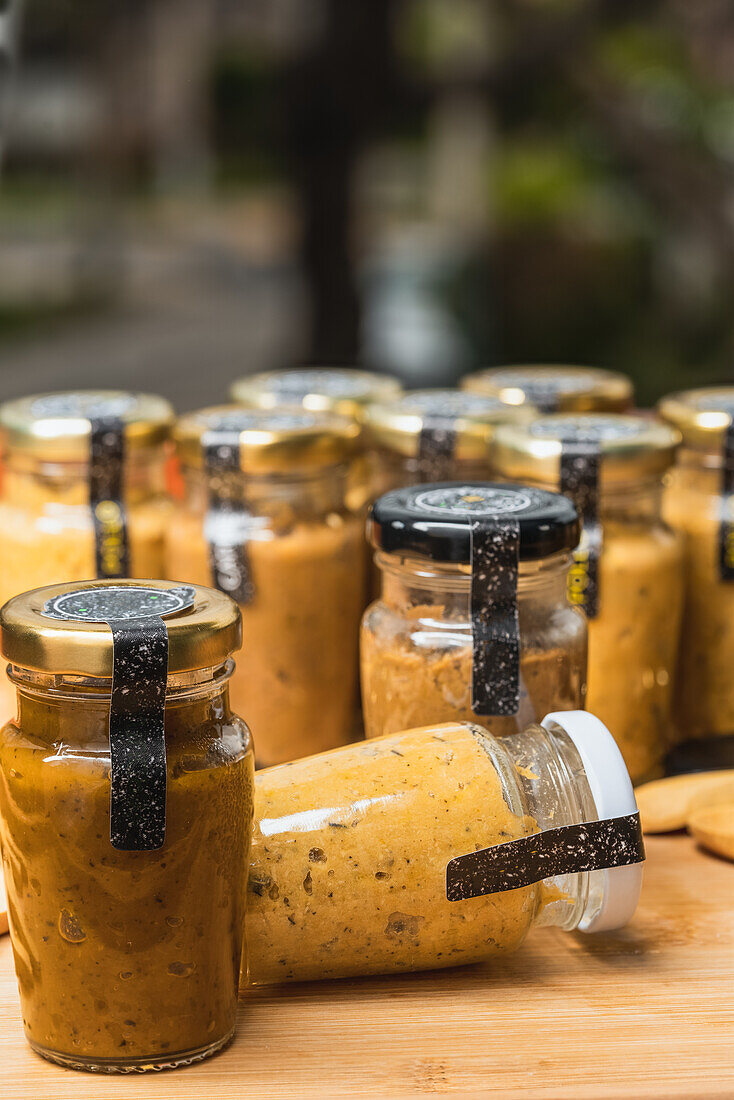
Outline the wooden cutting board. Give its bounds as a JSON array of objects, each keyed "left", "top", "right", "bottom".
[{"left": 0, "top": 834, "right": 731, "bottom": 1098}]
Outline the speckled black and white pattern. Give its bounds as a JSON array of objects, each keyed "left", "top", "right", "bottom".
[
  {"left": 202, "top": 432, "right": 255, "bottom": 605},
  {"left": 560, "top": 441, "right": 602, "bottom": 618},
  {"left": 89, "top": 416, "right": 130, "bottom": 579},
  {"left": 720, "top": 423, "right": 734, "bottom": 581},
  {"left": 446, "top": 812, "right": 644, "bottom": 901},
  {"left": 470, "top": 517, "right": 520, "bottom": 717},
  {"left": 109, "top": 617, "right": 169, "bottom": 851},
  {"left": 417, "top": 422, "right": 457, "bottom": 481}
]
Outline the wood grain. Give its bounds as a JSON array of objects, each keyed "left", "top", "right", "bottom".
[{"left": 0, "top": 835, "right": 731, "bottom": 1098}]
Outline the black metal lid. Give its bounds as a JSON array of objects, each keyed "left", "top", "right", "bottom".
[{"left": 368, "top": 482, "right": 580, "bottom": 563}]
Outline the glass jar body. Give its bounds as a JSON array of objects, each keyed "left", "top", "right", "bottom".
[
  {"left": 663, "top": 451, "right": 734, "bottom": 738},
  {"left": 361, "top": 553, "right": 587, "bottom": 739},
  {"left": 166, "top": 465, "right": 366, "bottom": 766},
  {"left": 245, "top": 719, "right": 603, "bottom": 984},
  {"left": 0, "top": 451, "right": 171, "bottom": 721},
  {"left": 582, "top": 482, "right": 683, "bottom": 782},
  {"left": 0, "top": 666, "right": 254, "bottom": 1073}
]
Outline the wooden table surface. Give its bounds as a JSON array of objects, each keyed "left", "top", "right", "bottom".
[{"left": 0, "top": 834, "right": 731, "bottom": 1099}]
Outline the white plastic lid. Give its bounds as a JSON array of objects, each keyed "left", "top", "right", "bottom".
[{"left": 541, "top": 710, "right": 644, "bottom": 933}]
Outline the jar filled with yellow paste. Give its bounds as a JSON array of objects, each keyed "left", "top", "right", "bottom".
[
  {"left": 246, "top": 711, "right": 644, "bottom": 983},
  {"left": 461, "top": 365, "right": 633, "bottom": 413},
  {"left": 364, "top": 388, "right": 537, "bottom": 498},
  {"left": 362, "top": 483, "right": 586, "bottom": 739},
  {"left": 490, "top": 414, "right": 683, "bottom": 783},
  {"left": 168, "top": 406, "right": 366, "bottom": 767},
  {"left": 658, "top": 387, "right": 734, "bottom": 740},
  {"left": 0, "top": 579, "right": 254, "bottom": 1073},
  {"left": 0, "top": 391, "right": 173, "bottom": 721},
  {"left": 231, "top": 367, "right": 403, "bottom": 513}
]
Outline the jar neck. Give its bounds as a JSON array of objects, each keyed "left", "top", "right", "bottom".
[
  {"left": 1, "top": 446, "right": 168, "bottom": 507},
  {"left": 674, "top": 444, "right": 727, "bottom": 475},
  {"left": 532, "top": 475, "right": 663, "bottom": 523},
  {"left": 376, "top": 550, "right": 571, "bottom": 613},
  {"left": 493, "top": 720, "right": 603, "bottom": 931},
  {"left": 181, "top": 461, "right": 351, "bottom": 517},
  {"left": 8, "top": 661, "right": 234, "bottom": 744}
]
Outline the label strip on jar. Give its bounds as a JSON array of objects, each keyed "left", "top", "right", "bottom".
[
  {"left": 89, "top": 416, "right": 130, "bottom": 579},
  {"left": 42, "top": 584, "right": 196, "bottom": 852},
  {"left": 418, "top": 420, "right": 457, "bottom": 481},
  {"left": 470, "top": 517, "right": 520, "bottom": 717},
  {"left": 560, "top": 442, "right": 602, "bottom": 618},
  {"left": 203, "top": 431, "right": 255, "bottom": 605},
  {"left": 446, "top": 812, "right": 644, "bottom": 902},
  {"left": 720, "top": 422, "right": 734, "bottom": 581}
]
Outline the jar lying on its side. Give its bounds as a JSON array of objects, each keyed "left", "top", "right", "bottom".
[
  {"left": 168, "top": 407, "right": 367, "bottom": 767},
  {"left": 461, "top": 364, "right": 634, "bottom": 414},
  {"left": 361, "top": 483, "right": 587, "bottom": 739},
  {"left": 491, "top": 414, "right": 683, "bottom": 783},
  {"left": 245, "top": 712, "right": 643, "bottom": 984},
  {"left": 659, "top": 387, "right": 734, "bottom": 740},
  {"left": 0, "top": 580, "right": 254, "bottom": 1073},
  {"left": 0, "top": 391, "right": 174, "bottom": 721},
  {"left": 363, "top": 388, "right": 536, "bottom": 499}
]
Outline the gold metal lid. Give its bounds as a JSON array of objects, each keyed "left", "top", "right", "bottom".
[
  {"left": 0, "top": 579, "right": 242, "bottom": 678},
  {"left": 490, "top": 413, "right": 680, "bottom": 486},
  {"left": 364, "top": 389, "right": 537, "bottom": 460},
  {"left": 657, "top": 387, "right": 734, "bottom": 453},
  {"left": 461, "top": 365, "right": 633, "bottom": 412},
  {"left": 0, "top": 390, "right": 174, "bottom": 463},
  {"left": 230, "top": 367, "right": 403, "bottom": 420},
  {"left": 175, "top": 405, "right": 362, "bottom": 473}
]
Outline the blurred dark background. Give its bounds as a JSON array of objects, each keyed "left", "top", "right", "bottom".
[{"left": 0, "top": 0, "right": 733, "bottom": 409}]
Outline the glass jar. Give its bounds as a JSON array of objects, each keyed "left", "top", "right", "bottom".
[
  {"left": 658, "top": 387, "right": 734, "bottom": 740},
  {"left": 361, "top": 483, "right": 586, "bottom": 739},
  {"left": 364, "top": 388, "right": 537, "bottom": 499},
  {"left": 0, "top": 391, "right": 173, "bottom": 721},
  {"left": 230, "top": 367, "right": 403, "bottom": 514},
  {"left": 245, "top": 712, "right": 643, "bottom": 983},
  {"left": 168, "top": 407, "right": 367, "bottom": 767},
  {"left": 0, "top": 580, "right": 254, "bottom": 1073},
  {"left": 461, "top": 364, "right": 634, "bottom": 413},
  {"left": 490, "top": 414, "right": 683, "bottom": 783}
]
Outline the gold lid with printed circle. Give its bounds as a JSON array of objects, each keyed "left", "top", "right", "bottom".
[
  {"left": 364, "top": 388, "right": 537, "bottom": 460},
  {"left": 657, "top": 386, "right": 734, "bottom": 453},
  {"left": 461, "top": 365, "right": 633, "bottom": 413},
  {"left": 0, "top": 391, "right": 174, "bottom": 463},
  {"left": 0, "top": 579, "right": 242, "bottom": 678},
  {"left": 175, "top": 405, "right": 362, "bottom": 473},
  {"left": 490, "top": 413, "right": 680, "bottom": 486},
  {"left": 230, "top": 367, "right": 403, "bottom": 421}
]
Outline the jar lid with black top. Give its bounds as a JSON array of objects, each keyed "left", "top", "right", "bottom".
[
  {"left": 461, "top": 365, "right": 633, "bottom": 414},
  {"left": 368, "top": 482, "right": 580, "bottom": 563}
]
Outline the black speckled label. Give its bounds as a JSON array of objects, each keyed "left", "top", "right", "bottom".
[
  {"left": 470, "top": 517, "right": 520, "bottom": 717},
  {"left": 720, "top": 422, "right": 734, "bottom": 581},
  {"left": 560, "top": 442, "right": 602, "bottom": 618},
  {"left": 446, "top": 812, "right": 644, "bottom": 901},
  {"left": 418, "top": 421, "right": 457, "bottom": 481},
  {"left": 109, "top": 617, "right": 168, "bottom": 850},
  {"left": 42, "top": 585, "right": 196, "bottom": 852},
  {"left": 90, "top": 417, "right": 129, "bottom": 579},
  {"left": 203, "top": 430, "right": 255, "bottom": 605}
]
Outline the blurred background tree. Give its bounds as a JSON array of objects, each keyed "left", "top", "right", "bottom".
[{"left": 0, "top": 0, "right": 732, "bottom": 406}]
